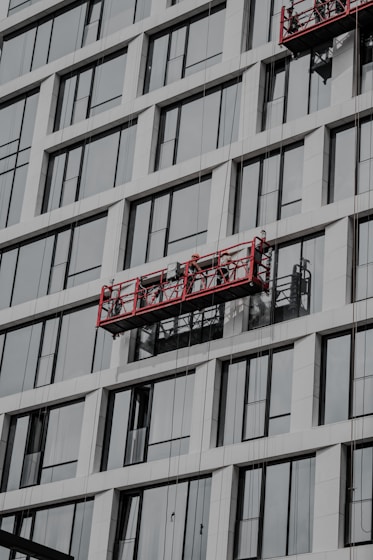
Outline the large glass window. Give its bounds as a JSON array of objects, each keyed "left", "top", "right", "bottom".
[
  {"left": 125, "top": 176, "right": 211, "bottom": 268},
  {"left": 0, "top": 214, "right": 107, "bottom": 310},
  {"left": 1, "top": 400, "right": 84, "bottom": 492},
  {"left": 0, "top": 305, "right": 112, "bottom": 398},
  {"left": 263, "top": 44, "right": 332, "bottom": 129},
  {"left": 144, "top": 4, "right": 225, "bottom": 93},
  {"left": 8, "top": 0, "right": 41, "bottom": 14},
  {"left": 156, "top": 79, "right": 241, "bottom": 169},
  {"left": 55, "top": 50, "right": 127, "bottom": 130},
  {"left": 0, "top": 90, "right": 39, "bottom": 230},
  {"left": 0, "top": 500, "right": 93, "bottom": 560},
  {"left": 135, "top": 305, "right": 224, "bottom": 360},
  {"left": 218, "top": 347, "right": 293, "bottom": 446},
  {"left": 42, "top": 122, "right": 136, "bottom": 212},
  {"left": 234, "top": 143, "right": 304, "bottom": 232},
  {"left": 114, "top": 477, "right": 211, "bottom": 560},
  {"left": 102, "top": 373, "right": 194, "bottom": 469},
  {"left": 246, "top": 0, "right": 282, "bottom": 50},
  {"left": 236, "top": 457, "right": 315, "bottom": 559},
  {"left": 329, "top": 119, "right": 373, "bottom": 203},
  {"left": 0, "top": 0, "right": 151, "bottom": 84},
  {"left": 361, "top": 31, "right": 373, "bottom": 93},
  {"left": 321, "top": 327, "right": 373, "bottom": 425},
  {"left": 356, "top": 218, "right": 373, "bottom": 301},
  {"left": 249, "top": 233, "right": 324, "bottom": 329},
  {"left": 346, "top": 444, "right": 373, "bottom": 545}
]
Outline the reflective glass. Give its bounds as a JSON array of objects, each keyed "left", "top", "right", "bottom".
[
  {"left": 247, "top": 0, "right": 271, "bottom": 49},
  {"left": 323, "top": 334, "right": 350, "bottom": 423},
  {"left": 236, "top": 468, "right": 262, "bottom": 559},
  {"left": 91, "top": 52, "right": 126, "bottom": 112},
  {"left": 43, "top": 402, "right": 83, "bottom": 469},
  {"left": 288, "top": 458, "right": 315, "bottom": 554},
  {"left": 80, "top": 131, "right": 120, "bottom": 199},
  {"left": 183, "top": 478, "right": 211, "bottom": 560},
  {"left": 261, "top": 462, "right": 290, "bottom": 558},
  {"left": 185, "top": 8, "right": 224, "bottom": 74},
  {"left": 48, "top": 5, "right": 87, "bottom": 63},
  {"left": 67, "top": 216, "right": 107, "bottom": 286},
  {"left": 330, "top": 125, "right": 356, "bottom": 202},
  {"left": 0, "top": 29, "right": 35, "bottom": 84},
  {"left": 348, "top": 446, "right": 373, "bottom": 543},
  {"left": 218, "top": 361, "right": 246, "bottom": 445},
  {"left": 106, "top": 391, "right": 131, "bottom": 470}
]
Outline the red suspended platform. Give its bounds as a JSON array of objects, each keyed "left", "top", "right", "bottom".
[
  {"left": 280, "top": 0, "right": 373, "bottom": 54},
  {"left": 97, "top": 237, "right": 272, "bottom": 336}
]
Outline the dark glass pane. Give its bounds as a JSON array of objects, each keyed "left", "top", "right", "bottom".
[
  {"left": 323, "top": 334, "right": 350, "bottom": 423},
  {"left": 137, "top": 483, "right": 188, "bottom": 560},
  {"left": 262, "top": 462, "right": 290, "bottom": 558},
  {"left": 79, "top": 131, "right": 120, "bottom": 199},
  {"left": 44, "top": 153, "right": 67, "bottom": 211},
  {"left": 6, "top": 165, "right": 28, "bottom": 227},
  {"left": 288, "top": 457, "right": 315, "bottom": 554},
  {"left": 90, "top": 53, "right": 127, "bottom": 113},
  {"left": 115, "top": 123, "right": 136, "bottom": 186},
  {"left": 0, "top": 250, "right": 18, "bottom": 310},
  {"left": 43, "top": 402, "right": 83, "bottom": 470},
  {"left": 219, "top": 361, "right": 246, "bottom": 445},
  {"left": 116, "top": 495, "right": 139, "bottom": 559},
  {"left": 106, "top": 391, "right": 131, "bottom": 470},
  {"left": 330, "top": 125, "right": 356, "bottom": 202},
  {"left": 309, "top": 47, "right": 332, "bottom": 113},
  {"left": 286, "top": 55, "right": 309, "bottom": 122},
  {"left": 32, "top": 20, "right": 52, "bottom": 70},
  {"left": 243, "top": 356, "right": 268, "bottom": 440},
  {"left": 235, "top": 160, "right": 260, "bottom": 232},
  {"left": 248, "top": 0, "right": 271, "bottom": 49},
  {"left": 48, "top": 5, "right": 87, "bottom": 63},
  {"left": 353, "top": 329, "right": 373, "bottom": 416},
  {"left": 33, "top": 504, "right": 75, "bottom": 554},
  {"left": 0, "top": 323, "right": 42, "bottom": 397},
  {"left": 127, "top": 200, "right": 151, "bottom": 267},
  {"left": 54, "top": 307, "right": 98, "bottom": 382},
  {"left": 67, "top": 216, "right": 107, "bottom": 287},
  {"left": 348, "top": 447, "right": 373, "bottom": 543},
  {"left": 183, "top": 478, "right": 211, "bottom": 560},
  {"left": 218, "top": 82, "right": 241, "bottom": 147},
  {"left": 264, "top": 64, "right": 285, "bottom": 129},
  {"left": 146, "top": 34, "right": 169, "bottom": 92},
  {"left": 92, "top": 325, "right": 112, "bottom": 372},
  {"left": 0, "top": 29, "right": 36, "bottom": 84},
  {"left": 168, "top": 180, "right": 210, "bottom": 245},
  {"left": 4, "top": 416, "right": 29, "bottom": 491},
  {"left": 71, "top": 501, "right": 94, "bottom": 560},
  {"left": 237, "top": 468, "right": 262, "bottom": 559},
  {"left": 12, "top": 236, "right": 54, "bottom": 305},
  {"left": 281, "top": 145, "right": 303, "bottom": 213},
  {"left": 269, "top": 349, "right": 293, "bottom": 420}
]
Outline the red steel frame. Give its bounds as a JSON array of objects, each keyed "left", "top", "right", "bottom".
[
  {"left": 97, "top": 237, "right": 271, "bottom": 335},
  {"left": 280, "top": 0, "right": 373, "bottom": 47}
]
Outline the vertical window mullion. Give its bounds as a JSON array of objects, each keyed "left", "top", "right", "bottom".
[{"left": 285, "top": 460, "right": 293, "bottom": 555}]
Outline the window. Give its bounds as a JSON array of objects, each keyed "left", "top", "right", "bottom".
[
  {"left": 329, "top": 119, "right": 373, "bottom": 203},
  {"left": 55, "top": 50, "right": 127, "bottom": 130},
  {"left": 321, "top": 327, "right": 373, "bottom": 425},
  {"left": 125, "top": 176, "right": 211, "bottom": 268},
  {"left": 8, "top": 0, "right": 41, "bottom": 14},
  {"left": 0, "top": 500, "right": 93, "bottom": 560},
  {"left": 236, "top": 457, "right": 315, "bottom": 559},
  {"left": 135, "top": 305, "right": 224, "bottom": 360},
  {"left": 42, "top": 122, "right": 136, "bottom": 212},
  {"left": 361, "top": 31, "right": 373, "bottom": 93},
  {"left": 156, "top": 79, "right": 241, "bottom": 169},
  {"left": 0, "top": 0, "right": 151, "bottom": 85},
  {"left": 114, "top": 477, "right": 211, "bottom": 560},
  {"left": 246, "top": 0, "right": 282, "bottom": 50},
  {"left": 356, "top": 218, "right": 373, "bottom": 301},
  {"left": 0, "top": 214, "right": 107, "bottom": 310},
  {"left": 346, "top": 444, "right": 373, "bottom": 545},
  {"left": 249, "top": 233, "right": 324, "bottom": 329},
  {"left": 1, "top": 400, "right": 84, "bottom": 492},
  {"left": 102, "top": 373, "right": 194, "bottom": 469},
  {"left": 218, "top": 347, "right": 293, "bottom": 446},
  {"left": 0, "top": 90, "right": 39, "bottom": 230},
  {"left": 144, "top": 5, "right": 225, "bottom": 93},
  {"left": 0, "top": 305, "right": 112, "bottom": 398},
  {"left": 234, "top": 142, "right": 304, "bottom": 232},
  {"left": 263, "top": 44, "right": 332, "bottom": 129}
]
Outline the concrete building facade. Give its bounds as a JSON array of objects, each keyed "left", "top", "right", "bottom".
[{"left": 0, "top": 0, "right": 372, "bottom": 559}]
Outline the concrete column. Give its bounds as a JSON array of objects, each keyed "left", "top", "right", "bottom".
[
  {"left": 239, "top": 63, "right": 262, "bottom": 140},
  {"left": 76, "top": 389, "right": 104, "bottom": 476},
  {"left": 291, "top": 333, "right": 320, "bottom": 432},
  {"left": 302, "top": 126, "right": 328, "bottom": 212},
  {"left": 206, "top": 466, "right": 238, "bottom": 560},
  {"left": 222, "top": 0, "right": 246, "bottom": 61},
  {"left": 131, "top": 105, "right": 159, "bottom": 179},
  {"left": 313, "top": 445, "right": 346, "bottom": 552},
  {"left": 331, "top": 31, "right": 355, "bottom": 105},
  {"left": 88, "top": 489, "right": 119, "bottom": 560},
  {"left": 322, "top": 217, "right": 352, "bottom": 311},
  {"left": 21, "top": 74, "right": 59, "bottom": 220},
  {"left": 124, "top": 35, "right": 146, "bottom": 102},
  {"left": 101, "top": 199, "right": 125, "bottom": 278},
  {"left": 189, "top": 359, "right": 217, "bottom": 453},
  {"left": 206, "top": 161, "right": 234, "bottom": 243}
]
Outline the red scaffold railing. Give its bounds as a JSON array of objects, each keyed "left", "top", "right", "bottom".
[
  {"left": 97, "top": 237, "right": 272, "bottom": 336},
  {"left": 280, "top": 0, "right": 373, "bottom": 53}
]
